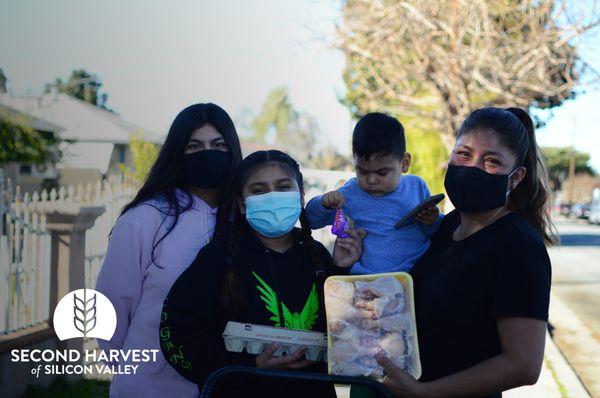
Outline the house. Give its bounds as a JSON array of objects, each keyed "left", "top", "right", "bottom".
[
  {"left": 1, "top": 91, "right": 295, "bottom": 192},
  {"left": 0, "top": 103, "right": 65, "bottom": 192},
  {"left": 0, "top": 92, "right": 161, "bottom": 189}
]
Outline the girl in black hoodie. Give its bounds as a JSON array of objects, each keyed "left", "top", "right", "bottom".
[{"left": 160, "top": 150, "right": 365, "bottom": 397}]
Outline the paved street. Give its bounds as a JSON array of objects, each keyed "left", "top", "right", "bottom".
[
  {"left": 549, "top": 217, "right": 600, "bottom": 397},
  {"left": 552, "top": 219, "right": 600, "bottom": 335}
]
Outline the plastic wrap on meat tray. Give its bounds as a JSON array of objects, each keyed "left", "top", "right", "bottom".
[
  {"left": 324, "top": 273, "right": 421, "bottom": 380},
  {"left": 222, "top": 321, "right": 328, "bottom": 361}
]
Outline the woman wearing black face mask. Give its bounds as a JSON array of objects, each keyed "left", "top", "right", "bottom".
[
  {"left": 375, "top": 107, "right": 555, "bottom": 398},
  {"left": 95, "top": 103, "right": 242, "bottom": 397}
]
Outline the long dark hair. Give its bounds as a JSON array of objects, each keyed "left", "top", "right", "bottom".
[
  {"left": 220, "top": 150, "right": 324, "bottom": 314},
  {"left": 458, "top": 107, "right": 556, "bottom": 244},
  {"left": 120, "top": 103, "right": 242, "bottom": 267}
]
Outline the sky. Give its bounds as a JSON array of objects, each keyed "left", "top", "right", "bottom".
[{"left": 1, "top": 0, "right": 599, "bottom": 170}]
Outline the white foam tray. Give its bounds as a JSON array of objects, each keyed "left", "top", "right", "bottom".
[{"left": 222, "top": 321, "right": 328, "bottom": 362}]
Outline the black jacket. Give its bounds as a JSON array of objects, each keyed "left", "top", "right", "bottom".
[{"left": 160, "top": 226, "right": 346, "bottom": 397}]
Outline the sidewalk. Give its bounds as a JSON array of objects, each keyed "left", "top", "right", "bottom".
[
  {"left": 547, "top": 291, "right": 600, "bottom": 397},
  {"left": 504, "top": 292, "right": 592, "bottom": 397},
  {"left": 504, "top": 329, "right": 589, "bottom": 397}
]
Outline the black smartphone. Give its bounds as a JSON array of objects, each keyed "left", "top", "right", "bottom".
[{"left": 394, "top": 193, "right": 445, "bottom": 229}]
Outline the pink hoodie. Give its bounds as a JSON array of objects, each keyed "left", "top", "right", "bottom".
[{"left": 96, "top": 192, "right": 217, "bottom": 397}]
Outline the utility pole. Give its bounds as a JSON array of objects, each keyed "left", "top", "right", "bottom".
[{"left": 566, "top": 116, "right": 577, "bottom": 204}]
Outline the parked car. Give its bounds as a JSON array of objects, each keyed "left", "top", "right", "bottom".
[
  {"left": 559, "top": 203, "right": 573, "bottom": 217},
  {"left": 571, "top": 203, "right": 591, "bottom": 219},
  {"left": 589, "top": 189, "right": 600, "bottom": 225},
  {"left": 559, "top": 203, "right": 572, "bottom": 217}
]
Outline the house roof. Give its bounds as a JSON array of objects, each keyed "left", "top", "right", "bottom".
[
  {"left": 0, "top": 93, "right": 162, "bottom": 144},
  {"left": 1, "top": 93, "right": 303, "bottom": 173},
  {"left": 0, "top": 104, "right": 63, "bottom": 133}
]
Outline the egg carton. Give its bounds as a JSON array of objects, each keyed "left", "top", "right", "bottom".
[{"left": 222, "top": 321, "right": 328, "bottom": 362}]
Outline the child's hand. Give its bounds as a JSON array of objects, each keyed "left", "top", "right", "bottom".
[
  {"left": 255, "top": 344, "right": 315, "bottom": 370},
  {"left": 415, "top": 206, "right": 439, "bottom": 225},
  {"left": 333, "top": 228, "right": 367, "bottom": 268},
  {"left": 322, "top": 190, "right": 345, "bottom": 209}
]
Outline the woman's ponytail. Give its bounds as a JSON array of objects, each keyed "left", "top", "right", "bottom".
[{"left": 505, "top": 108, "right": 557, "bottom": 245}]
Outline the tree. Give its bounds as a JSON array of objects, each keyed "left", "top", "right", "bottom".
[
  {"left": 251, "top": 87, "right": 355, "bottom": 170},
  {"left": 403, "top": 117, "right": 448, "bottom": 195},
  {"left": 311, "top": 145, "right": 353, "bottom": 171},
  {"left": 252, "top": 87, "right": 297, "bottom": 143},
  {"left": 119, "top": 131, "right": 160, "bottom": 184},
  {"left": 251, "top": 87, "right": 318, "bottom": 166},
  {"left": 0, "top": 68, "right": 7, "bottom": 94},
  {"left": 0, "top": 109, "right": 60, "bottom": 163},
  {"left": 542, "top": 146, "right": 596, "bottom": 191},
  {"left": 45, "top": 69, "right": 109, "bottom": 109},
  {"left": 338, "top": 0, "right": 600, "bottom": 149}
]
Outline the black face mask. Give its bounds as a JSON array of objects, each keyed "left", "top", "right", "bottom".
[
  {"left": 181, "top": 150, "right": 231, "bottom": 189},
  {"left": 444, "top": 164, "right": 514, "bottom": 213}
]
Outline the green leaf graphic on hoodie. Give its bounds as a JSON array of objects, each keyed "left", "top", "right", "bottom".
[{"left": 252, "top": 271, "right": 319, "bottom": 331}]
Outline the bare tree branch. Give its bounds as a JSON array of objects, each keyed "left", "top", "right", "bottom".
[{"left": 338, "top": 0, "right": 600, "bottom": 147}]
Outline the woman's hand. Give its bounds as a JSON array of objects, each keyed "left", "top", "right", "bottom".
[
  {"left": 255, "top": 343, "right": 316, "bottom": 370},
  {"left": 333, "top": 228, "right": 367, "bottom": 268},
  {"left": 415, "top": 206, "right": 439, "bottom": 225},
  {"left": 376, "top": 353, "right": 428, "bottom": 398}
]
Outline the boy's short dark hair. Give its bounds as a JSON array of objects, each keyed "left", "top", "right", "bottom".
[{"left": 352, "top": 112, "right": 406, "bottom": 160}]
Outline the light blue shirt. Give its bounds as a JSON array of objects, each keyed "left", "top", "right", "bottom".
[{"left": 306, "top": 175, "right": 442, "bottom": 274}]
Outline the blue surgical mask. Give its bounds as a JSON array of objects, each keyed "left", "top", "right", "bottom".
[{"left": 245, "top": 191, "right": 302, "bottom": 238}]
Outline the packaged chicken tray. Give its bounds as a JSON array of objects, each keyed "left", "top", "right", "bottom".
[
  {"left": 222, "top": 321, "right": 328, "bottom": 361},
  {"left": 324, "top": 272, "right": 421, "bottom": 380}
]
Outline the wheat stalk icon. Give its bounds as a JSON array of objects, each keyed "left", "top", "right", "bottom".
[{"left": 73, "top": 289, "right": 97, "bottom": 338}]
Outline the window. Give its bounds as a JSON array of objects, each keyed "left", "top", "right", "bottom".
[{"left": 117, "top": 145, "right": 126, "bottom": 163}]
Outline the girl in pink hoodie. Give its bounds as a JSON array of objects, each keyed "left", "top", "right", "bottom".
[{"left": 96, "top": 103, "right": 242, "bottom": 397}]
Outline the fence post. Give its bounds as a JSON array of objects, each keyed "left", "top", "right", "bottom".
[
  {"left": 43, "top": 203, "right": 105, "bottom": 368},
  {"left": 44, "top": 204, "right": 105, "bottom": 317}
]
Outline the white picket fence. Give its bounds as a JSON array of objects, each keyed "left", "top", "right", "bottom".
[
  {"left": 0, "top": 169, "right": 136, "bottom": 335},
  {"left": 81, "top": 178, "right": 137, "bottom": 289},
  {"left": 0, "top": 170, "right": 51, "bottom": 335}
]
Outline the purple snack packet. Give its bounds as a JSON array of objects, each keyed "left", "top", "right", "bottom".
[{"left": 332, "top": 208, "right": 351, "bottom": 238}]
